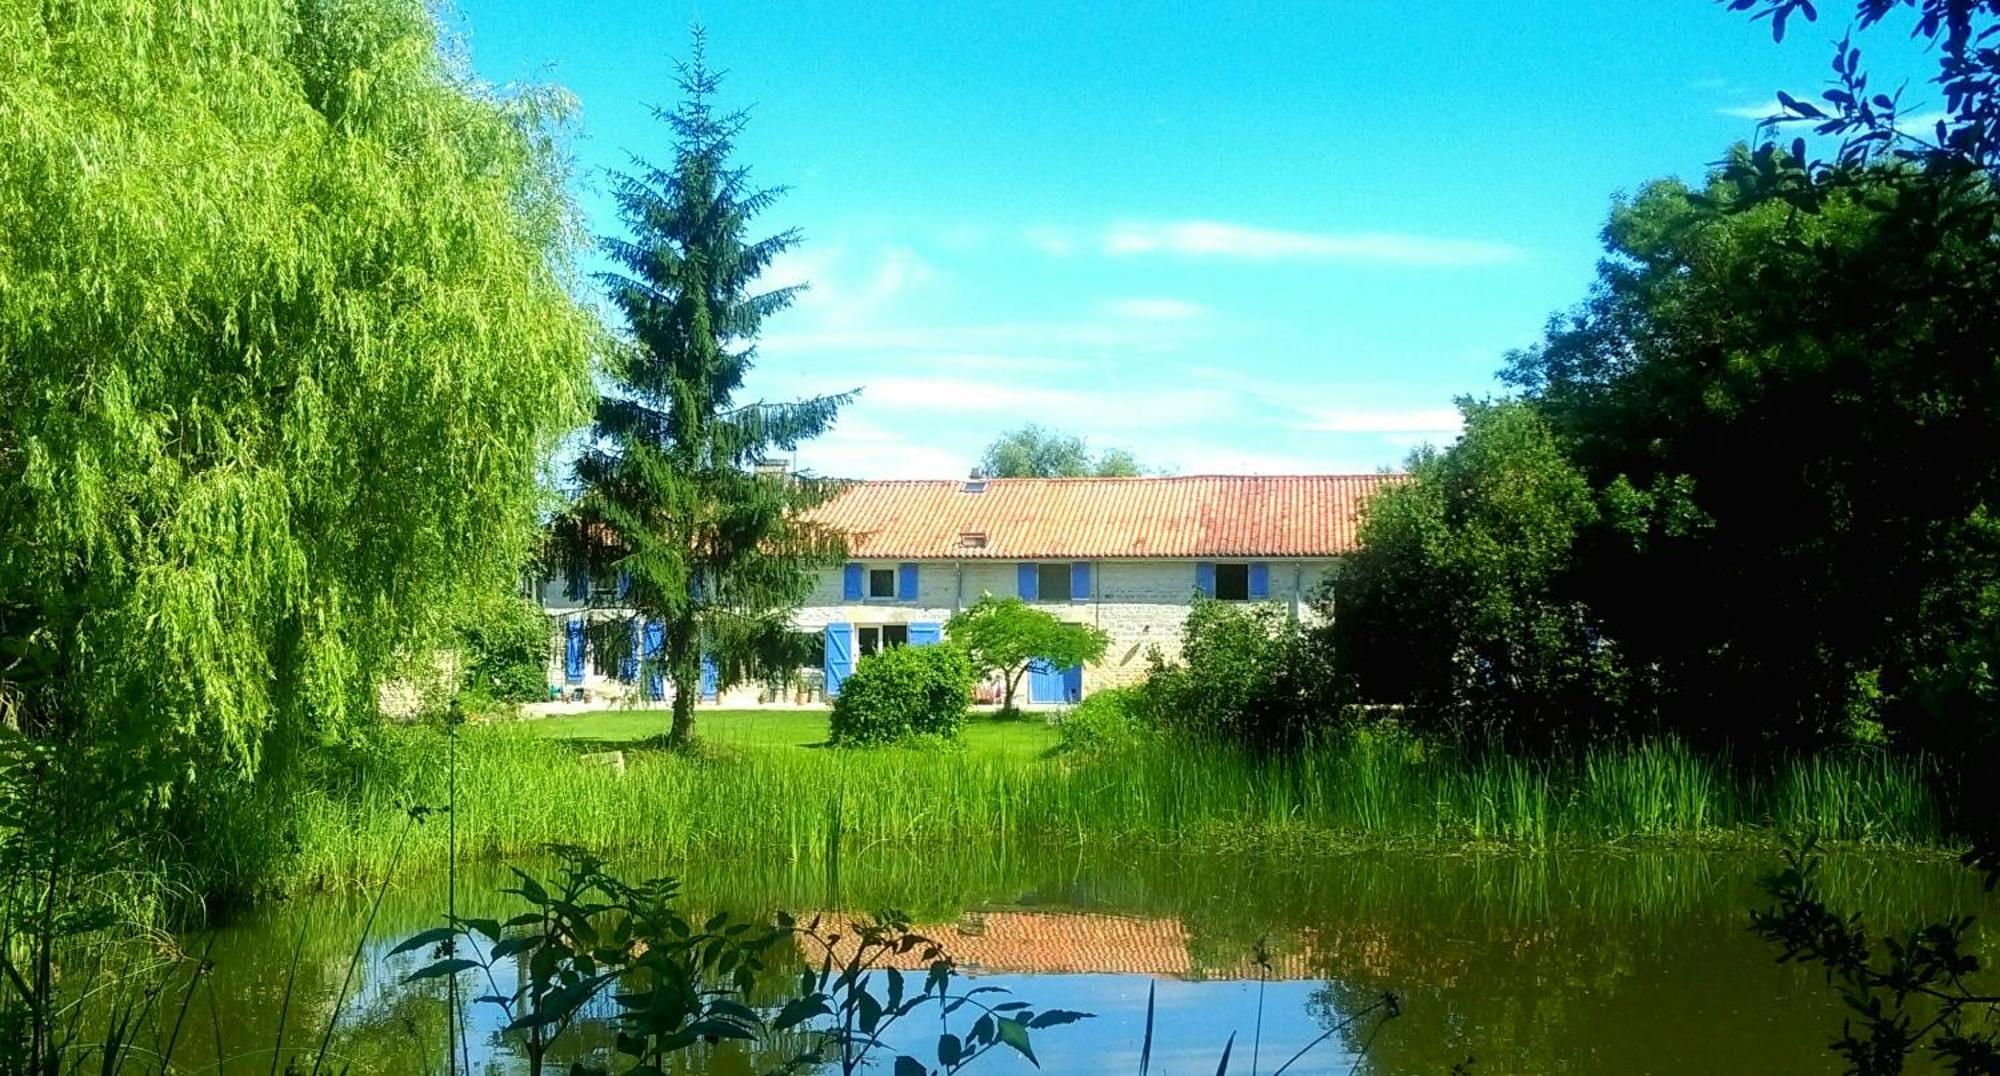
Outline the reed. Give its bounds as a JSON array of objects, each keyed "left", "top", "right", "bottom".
[{"left": 280, "top": 723, "right": 1949, "bottom": 892}]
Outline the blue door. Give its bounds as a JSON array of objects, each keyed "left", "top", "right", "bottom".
[{"left": 1028, "top": 659, "right": 1081, "bottom": 704}]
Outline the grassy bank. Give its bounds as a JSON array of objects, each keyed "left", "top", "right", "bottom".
[{"left": 279, "top": 710, "right": 1947, "bottom": 891}]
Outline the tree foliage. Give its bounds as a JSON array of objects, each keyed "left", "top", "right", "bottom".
[
  {"left": 944, "top": 596, "right": 1108, "bottom": 712},
  {"left": 552, "top": 32, "right": 851, "bottom": 746},
  {"left": 978, "top": 425, "right": 1143, "bottom": 478},
  {"left": 1140, "top": 599, "right": 1330, "bottom": 750},
  {"left": 0, "top": 0, "right": 594, "bottom": 838}
]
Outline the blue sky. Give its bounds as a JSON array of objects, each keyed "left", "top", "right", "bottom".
[{"left": 450, "top": 1, "right": 1938, "bottom": 478}]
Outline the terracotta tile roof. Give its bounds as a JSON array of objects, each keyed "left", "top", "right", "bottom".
[
  {"left": 811, "top": 911, "right": 1320, "bottom": 981},
  {"left": 808, "top": 475, "right": 1402, "bottom": 560}
]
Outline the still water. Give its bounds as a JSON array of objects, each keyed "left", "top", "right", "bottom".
[{"left": 171, "top": 847, "right": 1994, "bottom": 1074}]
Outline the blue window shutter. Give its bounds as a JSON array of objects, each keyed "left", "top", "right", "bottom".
[
  {"left": 824, "top": 623, "right": 853, "bottom": 697},
  {"left": 908, "top": 621, "right": 942, "bottom": 646},
  {"left": 566, "top": 565, "right": 587, "bottom": 602},
  {"left": 899, "top": 562, "right": 919, "bottom": 601},
  {"left": 642, "top": 620, "right": 665, "bottom": 701},
  {"left": 699, "top": 654, "right": 719, "bottom": 701},
  {"left": 564, "top": 617, "right": 585, "bottom": 684},
  {"left": 616, "top": 570, "right": 631, "bottom": 599},
  {"left": 1249, "top": 562, "right": 1271, "bottom": 600},
  {"left": 1063, "top": 664, "right": 1083, "bottom": 703},
  {"left": 842, "top": 563, "right": 864, "bottom": 601},
  {"left": 1017, "top": 562, "right": 1038, "bottom": 600},
  {"left": 1195, "top": 561, "right": 1217, "bottom": 597},
  {"left": 619, "top": 615, "right": 640, "bottom": 682},
  {"left": 1071, "top": 561, "right": 1091, "bottom": 602}
]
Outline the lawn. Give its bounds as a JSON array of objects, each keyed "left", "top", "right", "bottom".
[{"left": 521, "top": 707, "right": 1061, "bottom": 761}]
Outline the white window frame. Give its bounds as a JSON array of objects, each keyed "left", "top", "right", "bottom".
[{"left": 866, "top": 565, "right": 898, "bottom": 601}]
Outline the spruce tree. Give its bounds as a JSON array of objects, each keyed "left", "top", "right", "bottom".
[{"left": 557, "top": 32, "right": 850, "bottom": 746}]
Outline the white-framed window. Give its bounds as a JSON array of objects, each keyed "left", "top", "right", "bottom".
[
  {"left": 1214, "top": 563, "right": 1250, "bottom": 602},
  {"left": 856, "top": 623, "right": 909, "bottom": 658},
  {"left": 867, "top": 567, "right": 897, "bottom": 599}
]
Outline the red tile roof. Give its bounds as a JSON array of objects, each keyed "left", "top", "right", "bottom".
[
  {"left": 808, "top": 474, "right": 1401, "bottom": 560},
  {"left": 812, "top": 911, "right": 1322, "bottom": 981}
]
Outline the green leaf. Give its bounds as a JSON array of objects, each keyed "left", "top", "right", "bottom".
[
  {"left": 938, "top": 1032, "right": 963, "bottom": 1068},
  {"left": 895, "top": 1057, "right": 927, "bottom": 1076},
  {"left": 996, "top": 1017, "right": 1037, "bottom": 1067},
  {"left": 404, "top": 958, "right": 479, "bottom": 983},
  {"left": 388, "top": 927, "right": 458, "bottom": 956}
]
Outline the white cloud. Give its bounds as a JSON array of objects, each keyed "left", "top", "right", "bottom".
[
  {"left": 1718, "top": 99, "right": 1787, "bottom": 120},
  {"left": 1298, "top": 407, "right": 1463, "bottom": 435},
  {"left": 1103, "top": 220, "right": 1522, "bottom": 266},
  {"left": 1023, "top": 225, "right": 1077, "bottom": 257},
  {"left": 1102, "top": 297, "right": 1207, "bottom": 320}
]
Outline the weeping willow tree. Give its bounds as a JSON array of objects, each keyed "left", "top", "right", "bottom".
[
  {"left": 0, "top": 0, "right": 596, "bottom": 870},
  {"left": 554, "top": 32, "right": 851, "bottom": 747}
]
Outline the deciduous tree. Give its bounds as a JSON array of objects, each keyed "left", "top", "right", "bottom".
[
  {"left": 945, "top": 596, "right": 1108, "bottom": 713},
  {"left": 0, "top": 0, "right": 594, "bottom": 866}
]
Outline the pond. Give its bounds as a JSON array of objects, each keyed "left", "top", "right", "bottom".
[{"left": 170, "top": 846, "right": 1995, "bottom": 1074}]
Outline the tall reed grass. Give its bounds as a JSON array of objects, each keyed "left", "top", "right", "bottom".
[{"left": 282, "top": 723, "right": 1946, "bottom": 891}]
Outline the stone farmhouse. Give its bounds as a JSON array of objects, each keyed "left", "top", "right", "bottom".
[{"left": 537, "top": 474, "right": 1394, "bottom": 707}]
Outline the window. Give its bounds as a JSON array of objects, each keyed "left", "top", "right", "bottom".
[
  {"left": 856, "top": 623, "right": 908, "bottom": 659},
  {"left": 1037, "top": 563, "right": 1072, "bottom": 602},
  {"left": 1214, "top": 563, "right": 1250, "bottom": 601},
  {"left": 868, "top": 567, "right": 897, "bottom": 599}
]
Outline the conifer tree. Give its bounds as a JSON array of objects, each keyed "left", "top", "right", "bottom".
[{"left": 556, "top": 31, "right": 850, "bottom": 746}]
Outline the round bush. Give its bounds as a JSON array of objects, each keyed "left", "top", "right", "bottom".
[
  {"left": 1055, "top": 686, "right": 1147, "bottom": 756},
  {"left": 829, "top": 644, "right": 974, "bottom": 745}
]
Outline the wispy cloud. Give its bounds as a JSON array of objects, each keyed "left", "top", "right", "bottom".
[
  {"left": 1101, "top": 297, "right": 1207, "bottom": 320},
  {"left": 1102, "top": 220, "right": 1522, "bottom": 266},
  {"left": 1297, "top": 407, "right": 1464, "bottom": 436}
]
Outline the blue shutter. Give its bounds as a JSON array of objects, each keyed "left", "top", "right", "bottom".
[
  {"left": 1195, "top": 562, "right": 1217, "bottom": 597},
  {"left": 642, "top": 620, "right": 665, "bottom": 701},
  {"left": 842, "top": 563, "right": 864, "bottom": 601},
  {"left": 563, "top": 617, "right": 585, "bottom": 684},
  {"left": 908, "top": 622, "right": 942, "bottom": 646},
  {"left": 824, "top": 623, "right": 854, "bottom": 697},
  {"left": 616, "top": 570, "right": 631, "bottom": 599},
  {"left": 619, "top": 616, "right": 640, "bottom": 682},
  {"left": 1062, "top": 664, "right": 1084, "bottom": 703},
  {"left": 1071, "top": 561, "right": 1091, "bottom": 602},
  {"left": 566, "top": 565, "right": 587, "bottom": 602},
  {"left": 898, "top": 562, "right": 919, "bottom": 601},
  {"left": 1017, "top": 562, "right": 1038, "bottom": 600},
  {"left": 699, "top": 654, "right": 719, "bottom": 701},
  {"left": 1249, "top": 562, "right": 1271, "bottom": 600}
]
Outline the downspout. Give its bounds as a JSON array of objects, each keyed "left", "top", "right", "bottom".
[
  {"left": 954, "top": 560, "right": 964, "bottom": 616},
  {"left": 1291, "top": 563, "right": 1304, "bottom": 621}
]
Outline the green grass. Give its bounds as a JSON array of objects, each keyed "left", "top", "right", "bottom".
[
  {"left": 523, "top": 707, "right": 1059, "bottom": 761},
  {"left": 278, "top": 719, "right": 1951, "bottom": 893}
]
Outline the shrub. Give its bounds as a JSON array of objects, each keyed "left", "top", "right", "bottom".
[
  {"left": 1136, "top": 598, "right": 1332, "bottom": 750},
  {"left": 460, "top": 594, "right": 553, "bottom": 703},
  {"left": 1056, "top": 687, "right": 1147, "bottom": 756},
  {"left": 829, "top": 644, "right": 975, "bottom": 745}
]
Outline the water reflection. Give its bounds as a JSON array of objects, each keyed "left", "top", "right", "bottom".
[{"left": 161, "top": 848, "right": 1994, "bottom": 1074}]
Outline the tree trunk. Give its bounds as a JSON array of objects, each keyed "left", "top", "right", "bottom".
[{"left": 665, "top": 630, "right": 699, "bottom": 748}]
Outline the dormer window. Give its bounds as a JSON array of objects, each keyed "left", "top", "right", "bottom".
[
  {"left": 962, "top": 479, "right": 987, "bottom": 494},
  {"left": 959, "top": 531, "right": 988, "bottom": 549}
]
